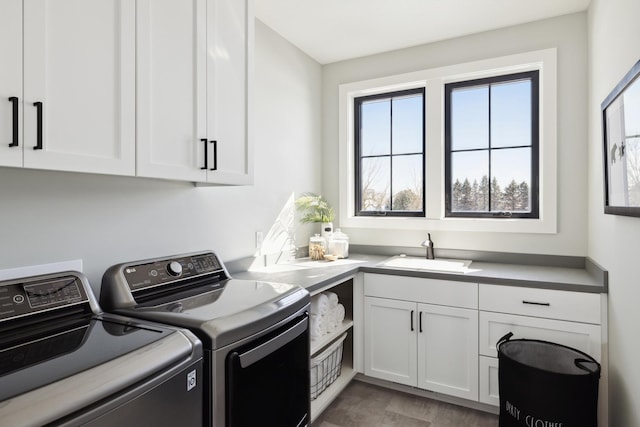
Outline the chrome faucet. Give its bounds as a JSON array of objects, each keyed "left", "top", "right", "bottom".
[{"left": 421, "top": 233, "right": 435, "bottom": 259}]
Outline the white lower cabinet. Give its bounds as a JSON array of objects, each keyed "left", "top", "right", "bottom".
[
  {"left": 363, "top": 274, "right": 479, "bottom": 401},
  {"left": 364, "top": 297, "right": 417, "bottom": 386},
  {"left": 417, "top": 303, "right": 478, "bottom": 400},
  {"left": 478, "top": 284, "right": 604, "bottom": 412},
  {"left": 362, "top": 274, "right": 606, "bottom": 418},
  {"left": 479, "top": 356, "right": 499, "bottom": 406}
]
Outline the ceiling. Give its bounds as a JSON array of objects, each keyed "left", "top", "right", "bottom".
[{"left": 255, "top": 0, "right": 591, "bottom": 64}]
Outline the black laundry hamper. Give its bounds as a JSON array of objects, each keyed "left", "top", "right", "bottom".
[{"left": 497, "top": 333, "right": 601, "bottom": 427}]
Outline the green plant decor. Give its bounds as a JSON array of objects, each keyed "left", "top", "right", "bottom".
[{"left": 295, "top": 193, "right": 335, "bottom": 224}]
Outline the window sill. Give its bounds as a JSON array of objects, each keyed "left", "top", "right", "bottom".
[{"left": 339, "top": 214, "right": 556, "bottom": 234}]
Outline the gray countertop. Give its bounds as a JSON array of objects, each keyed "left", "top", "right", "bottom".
[{"left": 229, "top": 252, "right": 608, "bottom": 294}]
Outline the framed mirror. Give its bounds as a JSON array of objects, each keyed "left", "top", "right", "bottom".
[{"left": 602, "top": 59, "right": 640, "bottom": 217}]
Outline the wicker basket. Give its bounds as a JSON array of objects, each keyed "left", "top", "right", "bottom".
[{"left": 310, "top": 333, "right": 347, "bottom": 400}]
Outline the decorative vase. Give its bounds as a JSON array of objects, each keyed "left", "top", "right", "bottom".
[{"left": 321, "top": 222, "right": 333, "bottom": 239}]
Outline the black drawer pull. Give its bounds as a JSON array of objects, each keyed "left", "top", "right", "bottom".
[
  {"left": 8, "top": 97, "right": 18, "bottom": 147},
  {"left": 209, "top": 140, "right": 217, "bottom": 171},
  {"left": 33, "top": 102, "right": 43, "bottom": 150},
  {"left": 419, "top": 311, "right": 423, "bottom": 333},
  {"left": 200, "top": 138, "right": 208, "bottom": 170},
  {"left": 410, "top": 310, "right": 414, "bottom": 331},
  {"left": 522, "top": 300, "right": 551, "bottom": 307}
]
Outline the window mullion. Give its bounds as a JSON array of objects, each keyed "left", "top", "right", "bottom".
[
  {"left": 488, "top": 84, "right": 493, "bottom": 212},
  {"left": 389, "top": 97, "right": 394, "bottom": 211}
]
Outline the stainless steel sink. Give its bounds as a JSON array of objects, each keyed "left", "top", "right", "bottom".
[{"left": 379, "top": 256, "right": 472, "bottom": 274}]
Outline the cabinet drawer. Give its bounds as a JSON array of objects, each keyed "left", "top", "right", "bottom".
[
  {"left": 479, "top": 311, "right": 601, "bottom": 360},
  {"left": 364, "top": 273, "right": 477, "bottom": 309},
  {"left": 479, "top": 284, "right": 601, "bottom": 324}
]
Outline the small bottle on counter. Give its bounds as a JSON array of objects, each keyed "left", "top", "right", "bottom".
[
  {"left": 309, "top": 234, "right": 327, "bottom": 260},
  {"left": 328, "top": 229, "right": 349, "bottom": 259}
]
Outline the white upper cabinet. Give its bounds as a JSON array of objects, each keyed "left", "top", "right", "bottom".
[
  {"left": 137, "top": 0, "right": 253, "bottom": 184},
  {"left": 2, "top": 0, "right": 251, "bottom": 183},
  {"left": 136, "top": 0, "right": 208, "bottom": 182},
  {"left": 0, "top": 0, "right": 23, "bottom": 168},
  {"left": 22, "top": 0, "right": 136, "bottom": 175},
  {"left": 205, "top": 0, "right": 253, "bottom": 185}
]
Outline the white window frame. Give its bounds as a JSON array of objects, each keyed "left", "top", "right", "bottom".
[{"left": 338, "top": 48, "right": 557, "bottom": 233}]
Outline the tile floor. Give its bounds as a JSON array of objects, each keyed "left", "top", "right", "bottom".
[{"left": 312, "top": 381, "right": 499, "bottom": 427}]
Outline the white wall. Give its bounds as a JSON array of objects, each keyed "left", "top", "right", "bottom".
[
  {"left": 588, "top": 1, "right": 640, "bottom": 425},
  {"left": 322, "top": 13, "right": 588, "bottom": 256},
  {"left": 0, "top": 20, "right": 322, "bottom": 294}
]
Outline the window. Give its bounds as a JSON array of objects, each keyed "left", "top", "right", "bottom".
[
  {"left": 445, "top": 71, "right": 539, "bottom": 218},
  {"left": 354, "top": 88, "right": 425, "bottom": 217},
  {"left": 338, "top": 48, "right": 556, "bottom": 233}
]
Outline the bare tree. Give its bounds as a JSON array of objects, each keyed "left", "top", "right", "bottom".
[{"left": 361, "top": 160, "right": 389, "bottom": 210}]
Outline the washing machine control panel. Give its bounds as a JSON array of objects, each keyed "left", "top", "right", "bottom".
[
  {"left": 124, "top": 253, "right": 224, "bottom": 292},
  {"left": 0, "top": 276, "right": 88, "bottom": 322}
]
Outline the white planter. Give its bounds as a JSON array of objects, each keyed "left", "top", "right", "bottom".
[{"left": 321, "top": 222, "right": 333, "bottom": 239}]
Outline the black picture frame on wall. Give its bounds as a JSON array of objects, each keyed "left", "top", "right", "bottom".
[{"left": 602, "top": 59, "right": 640, "bottom": 217}]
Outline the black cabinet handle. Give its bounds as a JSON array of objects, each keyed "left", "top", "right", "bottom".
[
  {"left": 419, "top": 311, "right": 423, "bottom": 333},
  {"left": 209, "top": 140, "right": 217, "bottom": 171},
  {"left": 8, "top": 97, "right": 18, "bottom": 147},
  {"left": 33, "top": 102, "right": 43, "bottom": 150},
  {"left": 522, "top": 300, "right": 551, "bottom": 307},
  {"left": 410, "top": 310, "right": 414, "bottom": 331},
  {"left": 200, "top": 138, "right": 208, "bottom": 170}
]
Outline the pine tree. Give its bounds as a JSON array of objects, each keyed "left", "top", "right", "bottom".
[
  {"left": 479, "top": 175, "right": 489, "bottom": 211},
  {"left": 471, "top": 179, "right": 480, "bottom": 211},
  {"left": 517, "top": 181, "right": 530, "bottom": 211},
  {"left": 460, "top": 178, "right": 472, "bottom": 210},
  {"left": 491, "top": 177, "right": 503, "bottom": 211},
  {"left": 452, "top": 179, "right": 463, "bottom": 211},
  {"left": 503, "top": 179, "right": 519, "bottom": 210}
]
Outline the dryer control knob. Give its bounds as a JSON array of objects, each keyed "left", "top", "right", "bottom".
[{"left": 167, "top": 261, "right": 183, "bottom": 277}]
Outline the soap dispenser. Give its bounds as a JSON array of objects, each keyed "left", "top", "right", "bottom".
[{"left": 421, "top": 233, "right": 435, "bottom": 259}]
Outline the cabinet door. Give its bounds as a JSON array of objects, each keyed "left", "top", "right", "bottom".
[
  {"left": 206, "top": 0, "right": 253, "bottom": 184},
  {"left": 136, "top": 0, "right": 208, "bottom": 182},
  {"left": 364, "top": 297, "right": 417, "bottom": 386},
  {"left": 0, "top": 0, "right": 23, "bottom": 167},
  {"left": 479, "top": 356, "right": 500, "bottom": 406},
  {"left": 417, "top": 303, "right": 478, "bottom": 401},
  {"left": 22, "top": 0, "right": 135, "bottom": 175}
]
